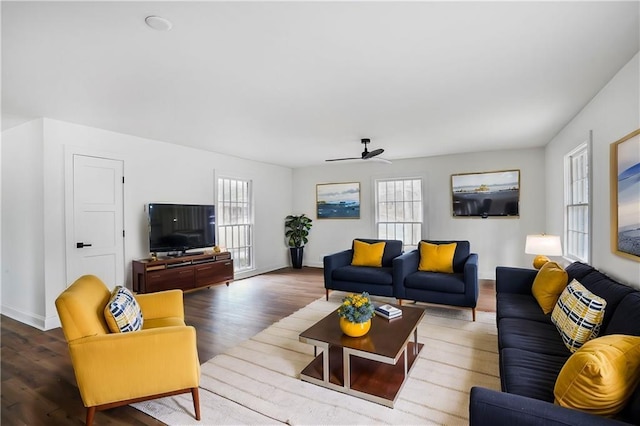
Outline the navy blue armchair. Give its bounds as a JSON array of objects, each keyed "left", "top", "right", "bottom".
[
  {"left": 393, "top": 240, "right": 478, "bottom": 320},
  {"left": 323, "top": 239, "right": 403, "bottom": 301}
]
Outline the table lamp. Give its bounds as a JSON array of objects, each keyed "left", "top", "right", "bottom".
[{"left": 525, "top": 234, "right": 562, "bottom": 269}]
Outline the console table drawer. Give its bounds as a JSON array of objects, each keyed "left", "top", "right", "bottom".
[
  {"left": 195, "top": 260, "right": 234, "bottom": 287},
  {"left": 146, "top": 268, "right": 195, "bottom": 292}
]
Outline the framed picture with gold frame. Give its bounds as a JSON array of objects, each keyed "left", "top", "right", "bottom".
[
  {"left": 610, "top": 128, "right": 640, "bottom": 261},
  {"left": 316, "top": 182, "right": 360, "bottom": 219}
]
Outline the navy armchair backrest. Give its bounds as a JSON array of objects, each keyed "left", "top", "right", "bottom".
[
  {"left": 353, "top": 239, "right": 403, "bottom": 267},
  {"left": 423, "top": 240, "right": 470, "bottom": 273}
]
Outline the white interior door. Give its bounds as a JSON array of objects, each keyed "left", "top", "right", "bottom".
[{"left": 66, "top": 155, "right": 124, "bottom": 288}]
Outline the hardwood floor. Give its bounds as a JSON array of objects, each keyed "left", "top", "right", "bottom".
[{"left": 1, "top": 267, "right": 495, "bottom": 425}]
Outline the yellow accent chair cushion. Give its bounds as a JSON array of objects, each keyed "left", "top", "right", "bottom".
[
  {"left": 554, "top": 334, "right": 640, "bottom": 416},
  {"left": 351, "top": 239, "right": 386, "bottom": 267},
  {"left": 418, "top": 241, "right": 457, "bottom": 273},
  {"left": 532, "top": 261, "right": 568, "bottom": 314},
  {"left": 55, "top": 275, "right": 201, "bottom": 425}
]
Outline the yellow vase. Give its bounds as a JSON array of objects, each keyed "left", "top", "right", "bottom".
[{"left": 339, "top": 317, "right": 371, "bottom": 337}]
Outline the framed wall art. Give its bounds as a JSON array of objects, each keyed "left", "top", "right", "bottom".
[
  {"left": 316, "top": 182, "right": 360, "bottom": 219},
  {"left": 451, "top": 170, "right": 520, "bottom": 218},
  {"left": 610, "top": 128, "right": 640, "bottom": 261}
]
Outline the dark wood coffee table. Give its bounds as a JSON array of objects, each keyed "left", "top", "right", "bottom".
[{"left": 298, "top": 304, "right": 425, "bottom": 407}]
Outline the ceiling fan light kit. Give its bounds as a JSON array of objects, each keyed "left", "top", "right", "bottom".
[{"left": 326, "top": 138, "right": 391, "bottom": 164}]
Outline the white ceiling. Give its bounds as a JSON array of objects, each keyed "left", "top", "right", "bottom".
[{"left": 2, "top": 1, "right": 639, "bottom": 168}]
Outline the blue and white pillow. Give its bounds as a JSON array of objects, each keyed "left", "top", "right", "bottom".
[{"left": 104, "top": 286, "right": 143, "bottom": 333}]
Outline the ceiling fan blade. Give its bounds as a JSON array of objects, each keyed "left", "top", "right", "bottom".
[
  {"left": 363, "top": 148, "right": 384, "bottom": 159},
  {"left": 325, "top": 157, "right": 361, "bottom": 162},
  {"left": 370, "top": 157, "right": 392, "bottom": 164}
]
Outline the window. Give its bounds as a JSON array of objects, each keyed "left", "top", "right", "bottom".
[
  {"left": 375, "top": 178, "right": 423, "bottom": 251},
  {"left": 564, "top": 143, "right": 590, "bottom": 262},
  {"left": 217, "top": 177, "right": 253, "bottom": 272}
]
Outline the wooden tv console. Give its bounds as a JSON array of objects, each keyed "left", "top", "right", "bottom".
[{"left": 132, "top": 252, "right": 233, "bottom": 294}]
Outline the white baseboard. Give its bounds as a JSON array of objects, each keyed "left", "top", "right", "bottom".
[{"left": 1, "top": 304, "right": 50, "bottom": 331}]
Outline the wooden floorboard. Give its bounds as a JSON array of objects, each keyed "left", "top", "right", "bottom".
[{"left": 1, "top": 267, "right": 495, "bottom": 425}]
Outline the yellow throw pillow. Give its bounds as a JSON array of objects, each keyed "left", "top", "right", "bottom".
[
  {"left": 554, "top": 334, "right": 640, "bottom": 417},
  {"left": 418, "top": 242, "right": 457, "bottom": 273},
  {"left": 351, "top": 240, "right": 386, "bottom": 267},
  {"left": 532, "top": 261, "right": 568, "bottom": 314}
]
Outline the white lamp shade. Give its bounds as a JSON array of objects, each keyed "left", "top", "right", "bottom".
[{"left": 525, "top": 234, "right": 563, "bottom": 256}]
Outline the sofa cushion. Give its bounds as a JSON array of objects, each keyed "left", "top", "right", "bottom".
[
  {"left": 404, "top": 271, "right": 465, "bottom": 294},
  {"left": 551, "top": 279, "right": 606, "bottom": 353},
  {"left": 423, "top": 240, "right": 470, "bottom": 273},
  {"left": 351, "top": 240, "right": 385, "bottom": 267},
  {"left": 571, "top": 267, "right": 635, "bottom": 331},
  {"left": 603, "top": 292, "right": 640, "bottom": 337},
  {"left": 104, "top": 286, "right": 144, "bottom": 333},
  {"left": 496, "top": 293, "right": 550, "bottom": 324},
  {"left": 418, "top": 241, "right": 457, "bottom": 273},
  {"left": 565, "top": 261, "right": 596, "bottom": 282},
  {"left": 498, "top": 318, "right": 570, "bottom": 357},
  {"left": 554, "top": 335, "right": 640, "bottom": 417},
  {"left": 353, "top": 239, "right": 402, "bottom": 267},
  {"left": 332, "top": 265, "right": 393, "bottom": 285},
  {"left": 500, "top": 347, "right": 568, "bottom": 402},
  {"left": 531, "top": 261, "right": 568, "bottom": 314}
]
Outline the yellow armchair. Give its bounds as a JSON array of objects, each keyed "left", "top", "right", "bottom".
[{"left": 55, "top": 275, "right": 201, "bottom": 425}]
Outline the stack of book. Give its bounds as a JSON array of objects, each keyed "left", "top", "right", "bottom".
[{"left": 375, "top": 304, "right": 402, "bottom": 320}]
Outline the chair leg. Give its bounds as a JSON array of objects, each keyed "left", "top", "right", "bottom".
[
  {"left": 326, "top": 289, "right": 329, "bottom": 301},
  {"left": 86, "top": 406, "right": 96, "bottom": 426},
  {"left": 397, "top": 299, "right": 403, "bottom": 306},
  {"left": 191, "top": 387, "right": 201, "bottom": 420},
  {"left": 472, "top": 308, "right": 476, "bottom": 322}
]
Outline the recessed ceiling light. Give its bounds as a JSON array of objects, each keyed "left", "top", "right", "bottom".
[{"left": 145, "top": 16, "right": 172, "bottom": 31}]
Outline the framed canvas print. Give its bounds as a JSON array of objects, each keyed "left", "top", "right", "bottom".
[
  {"left": 316, "top": 182, "right": 360, "bottom": 219},
  {"left": 610, "top": 128, "right": 640, "bottom": 261},
  {"left": 451, "top": 170, "right": 520, "bottom": 218}
]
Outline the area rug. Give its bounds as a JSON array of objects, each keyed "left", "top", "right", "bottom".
[{"left": 132, "top": 294, "right": 500, "bottom": 425}]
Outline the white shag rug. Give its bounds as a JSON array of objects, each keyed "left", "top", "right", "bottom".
[{"left": 132, "top": 294, "right": 500, "bottom": 425}]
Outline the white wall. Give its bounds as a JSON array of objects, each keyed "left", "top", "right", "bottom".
[
  {"left": 2, "top": 118, "right": 293, "bottom": 330},
  {"left": 545, "top": 53, "right": 640, "bottom": 288},
  {"left": 1, "top": 119, "right": 46, "bottom": 325},
  {"left": 292, "top": 147, "right": 546, "bottom": 279}
]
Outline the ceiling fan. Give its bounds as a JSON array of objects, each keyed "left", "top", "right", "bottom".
[{"left": 326, "top": 139, "right": 391, "bottom": 164}]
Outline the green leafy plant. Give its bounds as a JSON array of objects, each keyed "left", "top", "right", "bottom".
[
  {"left": 285, "top": 214, "right": 313, "bottom": 248},
  {"left": 337, "top": 292, "right": 375, "bottom": 323}
]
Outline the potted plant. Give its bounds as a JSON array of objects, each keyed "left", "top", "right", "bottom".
[{"left": 285, "top": 214, "right": 313, "bottom": 269}]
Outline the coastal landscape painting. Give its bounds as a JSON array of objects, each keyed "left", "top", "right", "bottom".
[
  {"left": 451, "top": 170, "right": 520, "bottom": 217},
  {"left": 611, "top": 129, "right": 640, "bottom": 261},
  {"left": 316, "top": 182, "right": 360, "bottom": 219}
]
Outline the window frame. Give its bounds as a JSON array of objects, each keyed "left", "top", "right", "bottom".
[
  {"left": 563, "top": 136, "right": 592, "bottom": 263},
  {"left": 374, "top": 176, "right": 424, "bottom": 252},
  {"left": 216, "top": 176, "right": 255, "bottom": 273}
]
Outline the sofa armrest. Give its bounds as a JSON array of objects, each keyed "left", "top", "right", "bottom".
[
  {"left": 136, "top": 289, "right": 184, "bottom": 321},
  {"left": 464, "top": 253, "right": 479, "bottom": 305},
  {"left": 323, "top": 249, "right": 353, "bottom": 288},
  {"left": 392, "top": 250, "right": 419, "bottom": 299},
  {"left": 496, "top": 266, "right": 538, "bottom": 295},
  {"left": 470, "top": 387, "right": 627, "bottom": 426}
]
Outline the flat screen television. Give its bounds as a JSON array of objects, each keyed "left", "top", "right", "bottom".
[{"left": 148, "top": 203, "right": 215, "bottom": 254}]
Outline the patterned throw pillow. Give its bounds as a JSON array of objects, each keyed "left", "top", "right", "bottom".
[
  {"left": 104, "top": 286, "right": 143, "bottom": 333},
  {"left": 551, "top": 279, "right": 606, "bottom": 353}
]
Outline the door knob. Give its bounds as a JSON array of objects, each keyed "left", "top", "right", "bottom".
[{"left": 76, "top": 242, "right": 93, "bottom": 248}]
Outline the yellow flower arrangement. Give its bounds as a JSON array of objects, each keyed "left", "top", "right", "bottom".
[{"left": 337, "top": 292, "right": 375, "bottom": 323}]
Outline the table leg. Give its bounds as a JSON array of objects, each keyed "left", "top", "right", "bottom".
[
  {"left": 323, "top": 345, "right": 329, "bottom": 383},
  {"left": 343, "top": 349, "right": 351, "bottom": 390}
]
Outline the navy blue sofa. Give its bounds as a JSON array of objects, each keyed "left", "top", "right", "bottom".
[
  {"left": 470, "top": 262, "right": 640, "bottom": 425},
  {"left": 393, "top": 240, "right": 479, "bottom": 320},
  {"left": 323, "top": 239, "right": 403, "bottom": 300}
]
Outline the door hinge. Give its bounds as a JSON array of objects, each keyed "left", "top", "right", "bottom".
[
  {"left": 123, "top": 230, "right": 125, "bottom": 238},
  {"left": 122, "top": 176, "right": 125, "bottom": 184}
]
